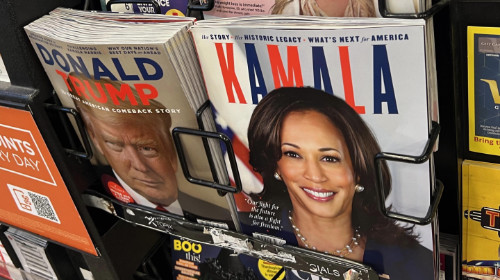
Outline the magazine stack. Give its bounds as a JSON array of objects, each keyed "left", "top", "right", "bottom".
[
  {"left": 190, "top": 15, "right": 438, "bottom": 280},
  {"left": 4, "top": 228, "right": 56, "bottom": 280},
  {"left": 24, "top": 8, "right": 235, "bottom": 229},
  {"left": 0, "top": 232, "right": 22, "bottom": 280}
]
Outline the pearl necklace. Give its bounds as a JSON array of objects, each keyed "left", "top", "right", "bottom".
[{"left": 288, "top": 211, "right": 361, "bottom": 258}]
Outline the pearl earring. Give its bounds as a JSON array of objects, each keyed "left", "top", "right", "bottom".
[
  {"left": 355, "top": 184, "right": 364, "bottom": 193},
  {"left": 274, "top": 172, "right": 282, "bottom": 181}
]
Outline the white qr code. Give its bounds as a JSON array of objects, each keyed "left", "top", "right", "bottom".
[{"left": 7, "top": 184, "right": 60, "bottom": 224}]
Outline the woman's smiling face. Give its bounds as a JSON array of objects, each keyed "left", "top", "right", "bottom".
[{"left": 276, "top": 110, "right": 356, "bottom": 220}]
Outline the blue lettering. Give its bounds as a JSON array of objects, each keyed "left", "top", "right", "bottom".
[
  {"left": 373, "top": 45, "right": 398, "bottom": 114},
  {"left": 35, "top": 44, "right": 164, "bottom": 81},
  {"left": 36, "top": 43, "right": 54, "bottom": 65},
  {"left": 93, "top": 58, "right": 118, "bottom": 80},
  {"left": 68, "top": 55, "right": 90, "bottom": 78},
  {"left": 113, "top": 58, "right": 139, "bottom": 81},
  {"left": 135, "top": 58, "right": 163, "bottom": 80},
  {"left": 245, "top": 43, "right": 268, "bottom": 104},
  {"left": 52, "top": 49, "right": 70, "bottom": 72},
  {"left": 312, "top": 46, "right": 333, "bottom": 95}
]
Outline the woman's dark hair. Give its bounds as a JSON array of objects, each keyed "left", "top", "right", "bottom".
[{"left": 248, "top": 87, "right": 419, "bottom": 246}]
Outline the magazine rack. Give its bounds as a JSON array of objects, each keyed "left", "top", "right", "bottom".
[
  {"left": 80, "top": 109, "right": 442, "bottom": 278},
  {"left": 44, "top": 102, "right": 94, "bottom": 160},
  {"left": 171, "top": 101, "right": 444, "bottom": 226},
  {"left": 45, "top": 85, "right": 443, "bottom": 278},
  {"left": 0, "top": 0, "right": 454, "bottom": 279},
  {"left": 0, "top": 1, "right": 181, "bottom": 279},
  {"left": 375, "top": 121, "right": 444, "bottom": 225},
  {"left": 172, "top": 127, "right": 242, "bottom": 194},
  {"left": 61, "top": 0, "right": 449, "bottom": 273},
  {"left": 0, "top": 83, "right": 178, "bottom": 280},
  {"left": 82, "top": 190, "right": 382, "bottom": 279}
]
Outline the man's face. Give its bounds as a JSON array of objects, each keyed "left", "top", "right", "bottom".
[{"left": 88, "top": 115, "right": 178, "bottom": 207}]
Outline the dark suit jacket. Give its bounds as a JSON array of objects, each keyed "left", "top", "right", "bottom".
[
  {"left": 280, "top": 210, "right": 434, "bottom": 280},
  {"left": 97, "top": 165, "right": 236, "bottom": 230}
]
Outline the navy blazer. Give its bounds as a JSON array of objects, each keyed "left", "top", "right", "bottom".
[{"left": 280, "top": 210, "right": 434, "bottom": 280}]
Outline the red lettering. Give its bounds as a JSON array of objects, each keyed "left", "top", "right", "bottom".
[
  {"left": 105, "top": 83, "right": 138, "bottom": 105},
  {"left": 215, "top": 43, "right": 246, "bottom": 104},
  {"left": 56, "top": 72, "right": 157, "bottom": 106},
  {"left": 339, "top": 46, "right": 365, "bottom": 114},
  {"left": 267, "top": 45, "right": 303, "bottom": 88},
  {"left": 55, "top": 70, "right": 71, "bottom": 91},
  {"left": 20, "top": 203, "right": 31, "bottom": 211},
  {"left": 485, "top": 210, "right": 500, "bottom": 227},
  {"left": 86, "top": 80, "right": 108, "bottom": 103},
  {"left": 69, "top": 75, "right": 90, "bottom": 99},
  {"left": 13, "top": 190, "right": 31, "bottom": 211},
  {"left": 135, "top": 84, "right": 158, "bottom": 105}
]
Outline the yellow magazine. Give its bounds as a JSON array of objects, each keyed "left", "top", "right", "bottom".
[
  {"left": 462, "top": 161, "right": 469, "bottom": 274},
  {"left": 467, "top": 26, "right": 500, "bottom": 156},
  {"left": 462, "top": 160, "right": 500, "bottom": 278}
]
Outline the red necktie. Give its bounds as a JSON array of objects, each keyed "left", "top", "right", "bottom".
[{"left": 155, "top": 205, "right": 169, "bottom": 212}]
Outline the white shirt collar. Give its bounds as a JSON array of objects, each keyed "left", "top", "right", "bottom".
[{"left": 113, "top": 171, "right": 184, "bottom": 216}]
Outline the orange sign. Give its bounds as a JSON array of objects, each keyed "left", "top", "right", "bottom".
[{"left": 0, "top": 105, "right": 96, "bottom": 255}]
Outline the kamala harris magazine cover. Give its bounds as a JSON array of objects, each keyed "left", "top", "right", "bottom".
[
  {"left": 23, "top": 9, "right": 236, "bottom": 229},
  {"left": 190, "top": 17, "right": 437, "bottom": 280}
]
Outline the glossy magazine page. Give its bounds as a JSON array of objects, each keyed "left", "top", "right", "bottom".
[
  {"left": 169, "top": 233, "right": 376, "bottom": 280},
  {"left": 467, "top": 26, "right": 500, "bottom": 157},
  {"left": 170, "top": 235, "right": 286, "bottom": 280},
  {"left": 103, "top": 0, "right": 190, "bottom": 16},
  {"left": 203, "top": 0, "right": 427, "bottom": 19},
  {"left": 190, "top": 16, "right": 435, "bottom": 279},
  {"left": 462, "top": 160, "right": 500, "bottom": 279},
  {"left": 24, "top": 8, "right": 234, "bottom": 229}
]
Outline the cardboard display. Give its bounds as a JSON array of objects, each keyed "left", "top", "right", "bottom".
[{"left": 0, "top": 105, "right": 96, "bottom": 256}]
